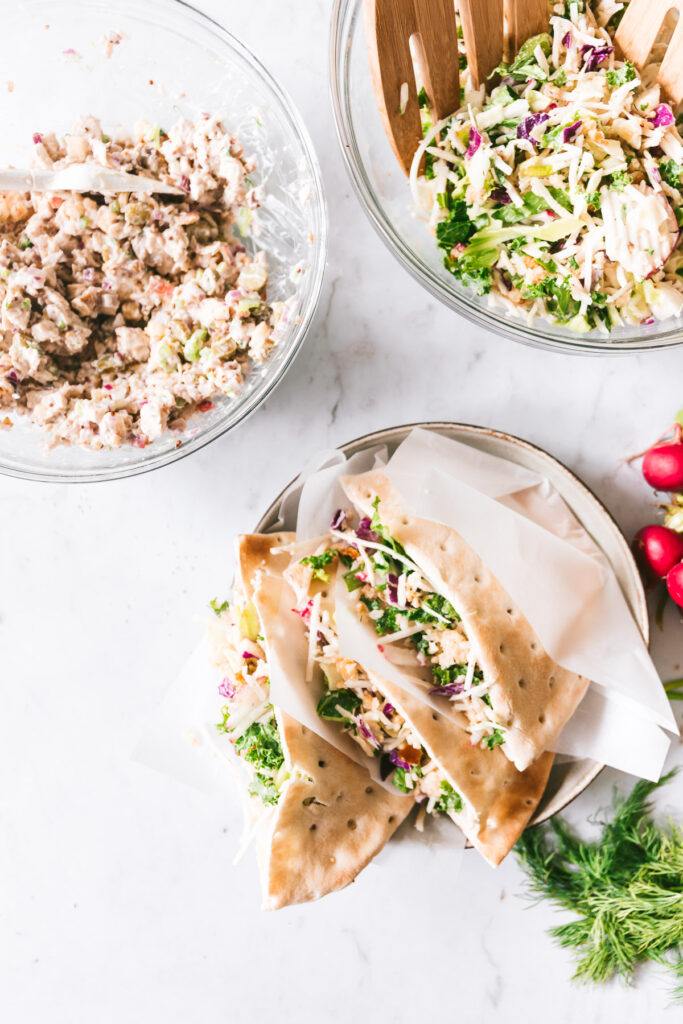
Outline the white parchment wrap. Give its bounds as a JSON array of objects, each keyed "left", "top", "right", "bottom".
[{"left": 378, "top": 428, "right": 676, "bottom": 779}]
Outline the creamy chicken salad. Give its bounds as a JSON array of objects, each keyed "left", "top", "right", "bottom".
[
  {"left": 414, "top": 0, "right": 683, "bottom": 332},
  {"left": 0, "top": 116, "right": 290, "bottom": 448}
]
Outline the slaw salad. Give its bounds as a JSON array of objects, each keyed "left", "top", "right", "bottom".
[{"left": 413, "top": 1, "right": 683, "bottom": 332}]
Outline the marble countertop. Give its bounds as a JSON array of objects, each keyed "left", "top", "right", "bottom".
[{"left": 2, "top": 1, "right": 683, "bottom": 1021}]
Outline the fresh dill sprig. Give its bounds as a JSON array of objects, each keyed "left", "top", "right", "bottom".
[{"left": 515, "top": 771, "right": 683, "bottom": 998}]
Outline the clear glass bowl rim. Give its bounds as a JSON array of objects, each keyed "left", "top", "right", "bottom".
[
  {"left": 0, "top": 0, "right": 327, "bottom": 483},
  {"left": 329, "top": 0, "right": 683, "bottom": 356}
]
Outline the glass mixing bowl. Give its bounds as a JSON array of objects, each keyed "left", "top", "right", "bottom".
[
  {"left": 0, "top": 0, "right": 326, "bottom": 482},
  {"left": 330, "top": 0, "right": 683, "bottom": 355}
]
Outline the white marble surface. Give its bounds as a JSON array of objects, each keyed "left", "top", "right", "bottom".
[{"left": 2, "top": 1, "right": 683, "bottom": 1021}]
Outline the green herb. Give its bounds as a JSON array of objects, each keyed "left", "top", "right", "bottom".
[
  {"left": 481, "top": 692, "right": 492, "bottom": 707},
  {"left": 21, "top": 298, "right": 30, "bottom": 310},
  {"left": 300, "top": 548, "right": 339, "bottom": 582},
  {"left": 374, "top": 606, "right": 399, "bottom": 635},
  {"left": 606, "top": 61, "right": 637, "bottom": 90},
  {"left": 233, "top": 718, "right": 283, "bottom": 770},
  {"left": 435, "top": 199, "right": 476, "bottom": 251},
  {"left": 343, "top": 568, "right": 364, "bottom": 592},
  {"left": 392, "top": 765, "right": 423, "bottom": 793},
  {"left": 434, "top": 780, "right": 463, "bottom": 814},
  {"left": 316, "top": 687, "right": 362, "bottom": 722},
  {"left": 516, "top": 773, "right": 683, "bottom": 999},
  {"left": 661, "top": 159, "right": 683, "bottom": 189},
  {"left": 553, "top": 70, "right": 567, "bottom": 87},
  {"left": 493, "top": 33, "right": 552, "bottom": 83},
  {"left": 110, "top": 199, "right": 121, "bottom": 214},
  {"left": 483, "top": 728, "right": 505, "bottom": 750},
  {"left": 609, "top": 170, "right": 631, "bottom": 190},
  {"left": 587, "top": 192, "right": 601, "bottom": 212},
  {"left": 78, "top": 216, "right": 89, "bottom": 230},
  {"left": 248, "top": 773, "right": 280, "bottom": 806},
  {"left": 664, "top": 678, "right": 683, "bottom": 701},
  {"left": 19, "top": 237, "right": 33, "bottom": 250},
  {"left": 210, "top": 597, "right": 229, "bottom": 615},
  {"left": 432, "top": 663, "right": 467, "bottom": 686}
]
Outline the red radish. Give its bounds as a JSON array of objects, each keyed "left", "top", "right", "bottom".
[
  {"left": 643, "top": 423, "right": 683, "bottom": 491},
  {"left": 666, "top": 562, "right": 683, "bottom": 608},
  {"left": 633, "top": 524, "right": 683, "bottom": 583}
]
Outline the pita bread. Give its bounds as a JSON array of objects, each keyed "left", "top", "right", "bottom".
[
  {"left": 365, "top": 668, "right": 554, "bottom": 866},
  {"left": 263, "top": 539, "right": 553, "bottom": 866},
  {"left": 235, "top": 534, "right": 411, "bottom": 910},
  {"left": 342, "top": 470, "right": 589, "bottom": 772}
]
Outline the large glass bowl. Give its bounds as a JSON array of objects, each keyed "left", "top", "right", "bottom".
[
  {"left": 0, "top": 0, "right": 326, "bottom": 482},
  {"left": 330, "top": 0, "right": 683, "bottom": 355}
]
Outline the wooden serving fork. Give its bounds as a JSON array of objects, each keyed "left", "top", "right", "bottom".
[
  {"left": 364, "top": 0, "right": 548, "bottom": 174},
  {"left": 615, "top": 0, "right": 683, "bottom": 108}
]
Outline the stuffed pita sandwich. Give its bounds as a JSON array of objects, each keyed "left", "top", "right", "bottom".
[
  {"left": 332, "top": 469, "right": 589, "bottom": 772},
  {"left": 210, "top": 532, "right": 411, "bottom": 909},
  {"left": 282, "top": 533, "right": 555, "bottom": 866}
]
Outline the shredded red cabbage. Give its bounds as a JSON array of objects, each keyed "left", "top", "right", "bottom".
[
  {"left": 466, "top": 127, "right": 482, "bottom": 159},
  {"left": 357, "top": 716, "right": 379, "bottom": 747},
  {"left": 489, "top": 186, "right": 512, "bottom": 204},
  {"left": 517, "top": 112, "right": 549, "bottom": 145},
  {"left": 387, "top": 572, "right": 399, "bottom": 604},
  {"left": 581, "top": 44, "right": 613, "bottom": 71},
  {"left": 563, "top": 120, "right": 582, "bottom": 143},
  {"left": 356, "top": 517, "right": 382, "bottom": 544},
  {"left": 429, "top": 681, "right": 466, "bottom": 697},
  {"left": 292, "top": 600, "right": 313, "bottom": 621},
  {"left": 330, "top": 508, "right": 348, "bottom": 531},
  {"left": 562, "top": 31, "right": 572, "bottom": 47},
  {"left": 383, "top": 702, "right": 395, "bottom": 718},
  {"left": 32, "top": 133, "right": 43, "bottom": 145},
  {"left": 650, "top": 104, "right": 675, "bottom": 128},
  {"left": 242, "top": 650, "right": 254, "bottom": 660},
  {"left": 218, "top": 678, "right": 235, "bottom": 698},
  {"left": 389, "top": 748, "right": 412, "bottom": 770}
]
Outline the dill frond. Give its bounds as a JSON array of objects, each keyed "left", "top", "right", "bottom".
[{"left": 515, "top": 771, "right": 683, "bottom": 998}]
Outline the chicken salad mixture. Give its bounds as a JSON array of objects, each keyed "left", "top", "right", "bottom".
[
  {"left": 414, "top": 0, "right": 683, "bottom": 332},
  {"left": 0, "top": 115, "right": 290, "bottom": 448}
]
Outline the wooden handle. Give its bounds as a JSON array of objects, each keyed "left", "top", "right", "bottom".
[
  {"left": 458, "top": 0, "right": 504, "bottom": 90},
  {"left": 364, "top": 0, "right": 424, "bottom": 174},
  {"left": 364, "top": 0, "right": 460, "bottom": 174},
  {"left": 616, "top": 0, "right": 683, "bottom": 107},
  {"left": 506, "top": 0, "right": 548, "bottom": 57}
]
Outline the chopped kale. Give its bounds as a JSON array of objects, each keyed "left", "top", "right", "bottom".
[
  {"left": 316, "top": 687, "right": 362, "bottom": 722},
  {"left": 606, "top": 61, "right": 637, "bottom": 90},
  {"left": 392, "top": 765, "right": 423, "bottom": 793},
  {"left": 484, "top": 728, "right": 505, "bottom": 750},
  {"left": 434, "top": 780, "right": 463, "bottom": 814},
  {"left": 300, "top": 548, "right": 339, "bottom": 582},
  {"left": 210, "top": 597, "right": 229, "bottom": 615}
]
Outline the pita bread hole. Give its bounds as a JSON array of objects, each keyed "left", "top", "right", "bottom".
[
  {"left": 318, "top": 760, "right": 326, "bottom": 768},
  {"left": 506, "top": 608, "right": 513, "bottom": 616},
  {"left": 499, "top": 643, "right": 504, "bottom": 653},
  {"left": 432, "top": 713, "right": 439, "bottom": 721},
  {"left": 347, "top": 819, "right": 357, "bottom": 830},
  {"left": 530, "top": 642, "right": 537, "bottom": 650},
  {"left": 388, "top": 815, "right": 396, "bottom": 824},
  {"left": 365, "top": 786, "right": 373, "bottom": 795},
  {"left": 517, "top": 678, "right": 525, "bottom": 688},
  {"left": 538, "top": 713, "right": 546, "bottom": 724},
  {"left": 473, "top": 575, "right": 480, "bottom": 584},
  {"left": 309, "top": 824, "right": 317, "bottom": 831},
  {"left": 470, "top": 768, "right": 480, "bottom": 776},
  {"left": 524, "top": 798, "right": 535, "bottom": 806},
  {"left": 548, "top": 676, "right": 555, "bottom": 689}
]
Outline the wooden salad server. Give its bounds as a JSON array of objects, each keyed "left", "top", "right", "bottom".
[
  {"left": 615, "top": 0, "right": 683, "bottom": 107},
  {"left": 364, "top": 0, "right": 548, "bottom": 174}
]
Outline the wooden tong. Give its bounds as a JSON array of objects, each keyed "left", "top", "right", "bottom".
[
  {"left": 616, "top": 0, "right": 683, "bottom": 108},
  {"left": 364, "top": 0, "right": 548, "bottom": 173}
]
